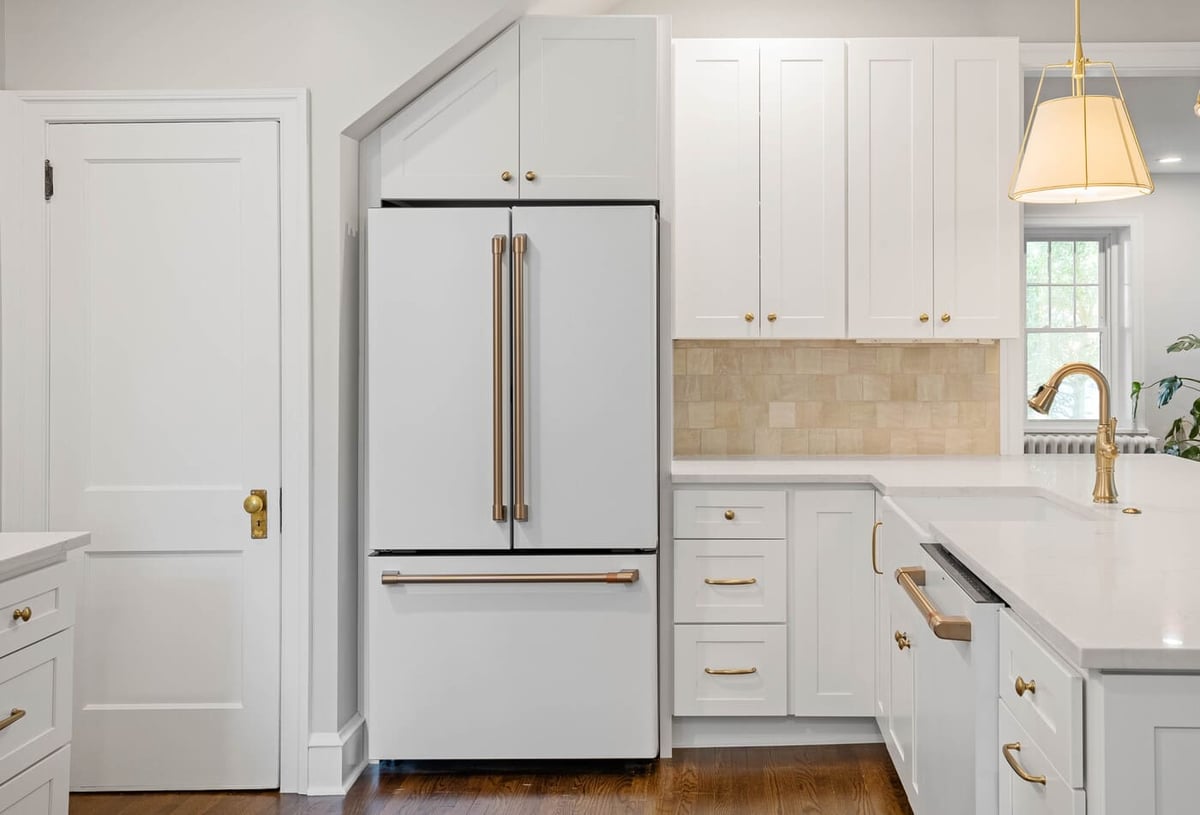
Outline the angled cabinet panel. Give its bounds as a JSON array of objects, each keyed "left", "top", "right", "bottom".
[{"left": 380, "top": 27, "right": 520, "bottom": 200}]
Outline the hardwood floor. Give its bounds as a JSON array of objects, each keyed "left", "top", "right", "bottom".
[{"left": 68, "top": 744, "right": 912, "bottom": 814}]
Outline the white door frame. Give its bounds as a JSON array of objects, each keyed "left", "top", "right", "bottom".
[{"left": 0, "top": 90, "right": 312, "bottom": 793}]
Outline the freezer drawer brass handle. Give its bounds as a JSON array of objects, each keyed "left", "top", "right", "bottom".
[
  {"left": 1002, "top": 742, "right": 1046, "bottom": 786},
  {"left": 11, "top": 608, "right": 30, "bottom": 623},
  {"left": 704, "top": 577, "right": 757, "bottom": 586},
  {"left": 512, "top": 233, "right": 529, "bottom": 523},
  {"left": 490, "top": 235, "right": 507, "bottom": 522},
  {"left": 704, "top": 667, "right": 757, "bottom": 676},
  {"left": 381, "top": 570, "right": 639, "bottom": 586},
  {"left": 0, "top": 709, "right": 25, "bottom": 733},
  {"left": 1015, "top": 676, "right": 1037, "bottom": 697},
  {"left": 895, "top": 566, "right": 972, "bottom": 642},
  {"left": 871, "top": 521, "right": 884, "bottom": 575}
]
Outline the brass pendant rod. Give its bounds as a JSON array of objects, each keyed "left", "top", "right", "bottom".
[{"left": 1072, "top": 0, "right": 1086, "bottom": 95}]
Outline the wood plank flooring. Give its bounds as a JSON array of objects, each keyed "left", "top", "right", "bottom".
[{"left": 68, "top": 744, "right": 912, "bottom": 814}]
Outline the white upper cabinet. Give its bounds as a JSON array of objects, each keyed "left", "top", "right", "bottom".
[
  {"left": 380, "top": 18, "right": 660, "bottom": 201},
  {"left": 381, "top": 27, "right": 520, "bottom": 200},
  {"left": 847, "top": 39, "right": 935, "bottom": 339},
  {"left": 519, "top": 17, "right": 659, "bottom": 199},
  {"left": 760, "top": 40, "right": 847, "bottom": 339},
  {"left": 932, "top": 38, "right": 1021, "bottom": 339},
  {"left": 673, "top": 39, "right": 760, "bottom": 339}
]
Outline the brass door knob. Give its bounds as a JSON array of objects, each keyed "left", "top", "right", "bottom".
[
  {"left": 767, "top": 313, "right": 778, "bottom": 322},
  {"left": 243, "top": 494, "right": 264, "bottom": 515},
  {"left": 501, "top": 171, "right": 513, "bottom": 182},
  {"left": 941, "top": 313, "right": 951, "bottom": 323},
  {"left": 744, "top": 312, "right": 755, "bottom": 323},
  {"left": 895, "top": 631, "right": 911, "bottom": 650},
  {"left": 919, "top": 313, "right": 930, "bottom": 323},
  {"left": 11, "top": 608, "right": 31, "bottom": 623},
  {"left": 525, "top": 171, "right": 537, "bottom": 181},
  {"left": 1015, "top": 675, "right": 1037, "bottom": 697},
  {"left": 724, "top": 510, "right": 735, "bottom": 520}
]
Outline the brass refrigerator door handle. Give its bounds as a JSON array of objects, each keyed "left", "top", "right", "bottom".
[
  {"left": 704, "top": 577, "right": 757, "bottom": 586},
  {"left": 512, "top": 233, "right": 529, "bottom": 522},
  {"left": 490, "top": 235, "right": 507, "bottom": 522},
  {"left": 0, "top": 709, "right": 25, "bottom": 733},
  {"left": 871, "top": 521, "right": 884, "bottom": 575},
  {"left": 1002, "top": 742, "right": 1047, "bottom": 785},
  {"left": 381, "top": 570, "right": 639, "bottom": 585},
  {"left": 704, "top": 667, "right": 757, "bottom": 676},
  {"left": 895, "top": 566, "right": 972, "bottom": 641}
]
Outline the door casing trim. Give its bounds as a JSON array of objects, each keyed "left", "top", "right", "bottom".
[{"left": 0, "top": 89, "right": 312, "bottom": 793}]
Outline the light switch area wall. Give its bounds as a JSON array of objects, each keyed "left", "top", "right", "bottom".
[{"left": 674, "top": 340, "right": 1000, "bottom": 457}]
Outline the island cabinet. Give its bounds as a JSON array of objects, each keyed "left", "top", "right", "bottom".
[{"left": 380, "top": 16, "right": 661, "bottom": 201}]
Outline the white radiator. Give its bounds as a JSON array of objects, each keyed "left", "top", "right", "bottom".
[{"left": 1024, "top": 434, "right": 1159, "bottom": 455}]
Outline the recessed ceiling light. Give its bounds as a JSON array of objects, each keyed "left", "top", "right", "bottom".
[{"left": 1157, "top": 156, "right": 1183, "bottom": 164}]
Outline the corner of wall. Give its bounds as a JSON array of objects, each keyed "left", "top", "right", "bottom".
[{"left": 306, "top": 713, "right": 367, "bottom": 796}]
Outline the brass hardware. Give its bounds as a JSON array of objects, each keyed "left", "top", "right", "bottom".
[
  {"left": 919, "top": 313, "right": 930, "bottom": 323},
  {"left": 941, "top": 313, "right": 951, "bottom": 323},
  {"left": 1028, "top": 362, "right": 1119, "bottom": 503},
  {"left": 243, "top": 490, "right": 267, "bottom": 539},
  {"left": 704, "top": 577, "right": 757, "bottom": 586},
  {"left": 381, "top": 570, "right": 639, "bottom": 585},
  {"left": 0, "top": 709, "right": 25, "bottom": 733},
  {"left": 501, "top": 171, "right": 512, "bottom": 182},
  {"left": 871, "top": 521, "right": 884, "bottom": 576},
  {"left": 1123, "top": 507, "right": 1142, "bottom": 515},
  {"left": 724, "top": 509, "right": 736, "bottom": 521},
  {"left": 512, "top": 234, "right": 529, "bottom": 522},
  {"left": 491, "top": 235, "right": 507, "bottom": 523},
  {"left": 894, "top": 631, "right": 911, "bottom": 650},
  {"left": 744, "top": 312, "right": 755, "bottom": 323},
  {"left": 704, "top": 667, "right": 757, "bottom": 676},
  {"left": 1002, "top": 742, "right": 1047, "bottom": 786},
  {"left": 10, "top": 608, "right": 30, "bottom": 623},
  {"left": 1015, "top": 675, "right": 1037, "bottom": 697},
  {"left": 525, "top": 171, "right": 537, "bottom": 181},
  {"left": 767, "top": 313, "right": 777, "bottom": 322},
  {"left": 895, "top": 566, "right": 972, "bottom": 641}
]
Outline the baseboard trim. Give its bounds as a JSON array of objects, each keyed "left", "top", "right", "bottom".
[
  {"left": 672, "top": 716, "right": 883, "bottom": 749},
  {"left": 306, "top": 713, "right": 367, "bottom": 795}
]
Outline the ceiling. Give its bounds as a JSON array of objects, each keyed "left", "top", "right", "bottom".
[{"left": 1024, "top": 75, "right": 1200, "bottom": 174}]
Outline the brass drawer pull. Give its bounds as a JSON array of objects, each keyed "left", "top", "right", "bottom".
[
  {"left": 0, "top": 709, "right": 25, "bottom": 733},
  {"left": 704, "top": 577, "right": 757, "bottom": 586},
  {"left": 704, "top": 667, "right": 757, "bottom": 676},
  {"left": 382, "top": 570, "right": 638, "bottom": 585},
  {"left": 1002, "top": 742, "right": 1046, "bottom": 785},
  {"left": 1015, "top": 676, "right": 1037, "bottom": 697},
  {"left": 896, "top": 566, "right": 972, "bottom": 641},
  {"left": 919, "top": 313, "right": 930, "bottom": 323},
  {"left": 894, "top": 630, "right": 911, "bottom": 650},
  {"left": 723, "top": 509, "right": 736, "bottom": 520},
  {"left": 11, "top": 608, "right": 31, "bottom": 623},
  {"left": 871, "top": 521, "right": 883, "bottom": 575}
]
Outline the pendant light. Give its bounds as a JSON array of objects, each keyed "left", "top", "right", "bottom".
[{"left": 1009, "top": 0, "right": 1153, "bottom": 203}]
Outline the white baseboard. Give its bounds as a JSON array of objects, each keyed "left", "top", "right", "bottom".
[
  {"left": 306, "top": 713, "right": 367, "bottom": 796},
  {"left": 672, "top": 716, "right": 883, "bottom": 749}
]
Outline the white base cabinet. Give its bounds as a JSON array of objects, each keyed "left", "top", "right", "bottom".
[{"left": 0, "top": 748, "right": 69, "bottom": 815}]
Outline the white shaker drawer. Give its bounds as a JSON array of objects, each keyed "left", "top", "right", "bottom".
[
  {"left": 998, "top": 611, "right": 1083, "bottom": 787},
  {"left": 674, "top": 490, "right": 786, "bottom": 539},
  {"left": 674, "top": 624, "right": 787, "bottom": 716},
  {"left": 998, "top": 701, "right": 1084, "bottom": 815},
  {"left": 0, "top": 745, "right": 69, "bottom": 815},
  {"left": 0, "top": 631, "right": 72, "bottom": 788},
  {"left": 674, "top": 540, "right": 786, "bottom": 623},
  {"left": 0, "top": 564, "right": 74, "bottom": 663}
]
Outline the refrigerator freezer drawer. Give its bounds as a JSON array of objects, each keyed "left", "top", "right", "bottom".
[{"left": 367, "top": 554, "right": 658, "bottom": 760}]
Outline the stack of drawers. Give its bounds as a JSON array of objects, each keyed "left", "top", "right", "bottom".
[
  {"left": 0, "top": 561, "right": 76, "bottom": 814},
  {"left": 996, "top": 610, "right": 1085, "bottom": 815},
  {"left": 672, "top": 490, "right": 788, "bottom": 716}
]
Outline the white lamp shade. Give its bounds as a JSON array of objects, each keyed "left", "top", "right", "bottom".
[{"left": 1010, "top": 94, "right": 1154, "bottom": 204}]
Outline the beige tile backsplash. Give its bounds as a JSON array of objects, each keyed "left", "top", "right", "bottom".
[{"left": 673, "top": 340, "right": 1000, "bottom": 457}]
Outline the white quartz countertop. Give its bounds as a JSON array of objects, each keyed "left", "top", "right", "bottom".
[
  {"left": 673, "top": 455, "right": 1200, "bottom": 671},
  {"left": 0, "top": 532, "right": 90, "bottom": 581}
]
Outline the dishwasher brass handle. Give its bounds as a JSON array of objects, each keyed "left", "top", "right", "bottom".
[
  {"left": 1015, "top": 676, "right": 1037, "bottom": 697},
  {"left": 895, "top": 566, "right": 972, "bottom": 641},
  {"left": 871, "top": 521, "right": 883, "bottom": 575},
  {"left": 704, "top": 667, "right": 757, "bottom": 676},
  {"left": 704, "top": 577, "right": 757, "bottom": 586},
  {"left": 0, "top": 709, "right": 25, "bottom": 733},
  {"left": 1002, "top": 742, "right": 1046, "bottom": 786},
  {"left": 381, "top": 570, "right": 639, "bottom": 585},
  {"left": 11, "top": 608, "right": 30, "bottom": 623}
]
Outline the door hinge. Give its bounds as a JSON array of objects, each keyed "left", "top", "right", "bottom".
[{"left": 44, "top": 161, "right": 54, "bottom": 201}]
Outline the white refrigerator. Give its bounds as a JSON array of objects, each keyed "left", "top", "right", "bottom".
[{"left": 365, "top": 205, "right": 659, "bottom": 760}]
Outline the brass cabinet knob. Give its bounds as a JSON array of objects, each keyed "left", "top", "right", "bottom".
[
  {"left": 1015, "top": 675, "right": 1037, "bottom": 697},
  {"left": 895, "top": 631, "right": 911, "bottom": 650},
  {"left": 724, "top": 510, "right": 735, "bottom": 520},
  {"left": 243, "top": 494, "right": 264, "bottom": 515},
  {"left": 767, "top": 313, "right": 778, "bottom": 322},
  {"left": 919, "top": 313, "right": 930, "bottom": 323},
  {"left": 525, "top": 171, "right": 537, "bottom": 181},
  {"left": 11, "top": 607, "right": 31, "bottom": 623},
  {"left": 744, "top": 312, "right": 755, "bottom": 323},
  {"left": 501, "top": 171, "right": 513, "bottom": 182},
  {"left": 941, "top": 313, "right": 951, "bottom": 323}
]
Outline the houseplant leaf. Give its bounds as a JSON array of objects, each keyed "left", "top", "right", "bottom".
[{"left": 1167, "top": 334, "right": 1200, "bottom": 354}]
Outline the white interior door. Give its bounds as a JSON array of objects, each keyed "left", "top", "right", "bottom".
[
  {"left": 511, "top": 206, "right": 657, "bottom": 551},
  {"left": 47, "top": 121, "right": 281, "bottom": 789}
]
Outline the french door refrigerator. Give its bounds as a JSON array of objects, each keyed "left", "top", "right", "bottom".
[{"left": 365, "top": 205, "right": 659, "bottom": 760}]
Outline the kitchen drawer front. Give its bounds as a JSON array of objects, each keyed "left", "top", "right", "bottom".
[
  {"left": 0, "top": 746, "right": 69, "bottom": 815},
  {"left": 0, "top": 565, "right": 74, "bottom": 662},
  {"left": 0, "top": 632, "right": 72, "bottom": 788},
  {"left": 998, "top": 611, "right": 1083, "bottom": 787},
  {"left": 674, "top": 624, "right": 787, "bottom": 716},
  {"left": 674, "top": 540, "right": 786, "bottom": 623},
  {"left": 674, "top": 491, "right": 786, "bottom": 539},
  {"left": 998, "top": 701, "right": 1084, "bottom": 815}
]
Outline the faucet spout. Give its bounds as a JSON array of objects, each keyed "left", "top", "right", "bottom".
[{"left": 1027, "top": 362, "right": 1119, "bottom": 504}]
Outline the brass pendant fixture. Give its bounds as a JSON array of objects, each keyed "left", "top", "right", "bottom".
[{"left": 1009, "top": 0, "right": 1154, "bottom": 204}]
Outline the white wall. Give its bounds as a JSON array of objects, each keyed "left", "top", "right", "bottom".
[{"left": 608, "top": 0, "right": 1200, "bottom": 40}]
